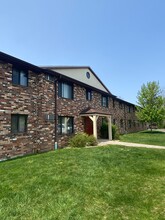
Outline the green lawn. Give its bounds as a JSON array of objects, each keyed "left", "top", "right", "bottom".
[
  {"left": 120, "top": 130, "right": 165, "bottom": 146},
  {"left": 0, "top": 146, "right": 165, "bottom": 220}
]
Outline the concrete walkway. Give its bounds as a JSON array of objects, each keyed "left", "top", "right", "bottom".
[{"left": 98, "top": 139, "right": 165, "bottom": 150}]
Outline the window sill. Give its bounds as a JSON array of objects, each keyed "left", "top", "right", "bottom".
[
  {"left": 58, "top": 97, "right": 74, "bottom": 101},
  {"left": 58, "top": 133, "right": 74, "bottom": 136},
  {"left": 10, "top": 132, "right": 28, "bottom": 136},
  {"left": 12, "top": 84, "right": 28, "bottom": 88}
]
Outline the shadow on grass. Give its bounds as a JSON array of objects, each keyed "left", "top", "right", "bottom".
[{"left": 142, "top": 130, "right": 165, "bottom": 134}]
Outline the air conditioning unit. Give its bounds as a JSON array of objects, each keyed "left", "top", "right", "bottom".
[{"left": 45, "top": 114, "right": 55, "bottom": 121}]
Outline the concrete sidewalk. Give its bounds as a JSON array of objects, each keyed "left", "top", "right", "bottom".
[{"left": 98, "top": 139, "right": 165, "bottom": 150}]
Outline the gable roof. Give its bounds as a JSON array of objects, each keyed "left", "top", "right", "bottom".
[
  {"left": 80, "top": 107, "right": 111, "bottom": 116},
  {"left": 42, "top": 66, "right": 114, "bottom": 96},
  {"left": 0, "top": 51, "right": 115, "bottom": 96}
]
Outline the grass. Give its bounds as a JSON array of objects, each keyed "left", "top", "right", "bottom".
[
  {"left": 120, "top": 130, "right": 165, "bottom": 146},
  {"left": 0, "top": 146, "right": 165, "bottom": 220}
]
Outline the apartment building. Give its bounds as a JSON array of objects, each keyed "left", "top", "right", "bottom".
[{"left": 0, "top": 52, "right": 144, "bottom": 160}]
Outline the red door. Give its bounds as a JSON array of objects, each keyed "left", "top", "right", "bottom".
[{"left": 84, "top": 117, "right": 93, "bottom": 135}]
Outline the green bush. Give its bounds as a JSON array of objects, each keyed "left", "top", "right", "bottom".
[
  {"left": 69, "top": 133, "right": 88, "bottom": 148},
  {"left": 69, "top": 133, "right": 98, "bottom": 148},
  {"left": 112, "top": 124, "right": 120, "bottom": 140},
  {"left": 86, "top": 135, "right": 98, "bottom": 146},
  {"left": 100, "top": 122, "right": 120, "bottom": 140},
  {"left": 158, "top": 121, "right": 165, "bottom": 128}
]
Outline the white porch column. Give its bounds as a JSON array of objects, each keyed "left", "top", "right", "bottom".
[
  {"left": 89, "top": 115, "right": 99, "bottom": 139},
  {"left": 107, "top": 116, "right": 112, "bottom": 140}
]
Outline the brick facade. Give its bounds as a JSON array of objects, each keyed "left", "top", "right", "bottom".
[
  {"left": 0, "top": 61, "right": 55, "bottom": 159},
  {"left": 57, "top": 83, "right": 145, "bottom": 147},
  {"left": 0, "top": 52, "right": 146, "bottom": 160}
]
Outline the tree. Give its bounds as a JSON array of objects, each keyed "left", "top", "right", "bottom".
[{"left": 136, "top": 81, "right": 165, "bottom": 130}]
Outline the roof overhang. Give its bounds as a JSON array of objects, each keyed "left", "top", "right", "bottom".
[{"left": 80, "top": 107, "right": 111, "bottom": 117}]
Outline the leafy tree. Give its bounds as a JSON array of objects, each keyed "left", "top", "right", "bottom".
[{"left": 136, "top": 81, "right": 165, "bottom": 130}]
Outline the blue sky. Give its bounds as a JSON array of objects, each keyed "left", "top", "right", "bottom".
[{"left": 0, "top": 0, "right": 165, "bottom": 104}]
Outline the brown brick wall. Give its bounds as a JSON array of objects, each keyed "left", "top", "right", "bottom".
[
  {"left": 0, "top": 61, "right": 146, "bottom": 159},
  {"left": 57, "top": 83, "right": 145, "bottom": 147},
  {"left": 0, "top": 62, "right": 55, "bottom": 160},
  {"left": 110, "top": 98, "right": 144, "bottom": 134},
  {"left": 57, "top": 84, "right": 111, "bottom": 147}
]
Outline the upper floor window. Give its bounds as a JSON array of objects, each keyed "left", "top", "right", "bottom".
[
  {"left": 128, "top": 106, "right": 131, "bottom": 113},
  {"left": 45, "top": 74, "right": 54, "bottom": 82},
  {"left": 12, "top": 67, "right": 28, "bottom": 86},
  {"left": 119, "top": 102, "right": 123, "bottom": 109},
  {"left": 102, "top": 95, "right": 108, "bottom": 107},
  {"left": 58, "top": 82, "right": 73, "bottom": 99},
  {"left": 86, "top": 89, "right": 92, "bottom": 101},
  {"left": 11, "top": 114, "right": 28, "bottom": 133},
  {"left": 113, "top": 99, "right": 115, "bottom": 108},
  {"left": 58, "top": 116, "right": 74, "bottom": 135}
]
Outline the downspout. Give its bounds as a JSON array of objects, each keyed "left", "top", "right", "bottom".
[{"left": 54, "top": 78, "right": 58, "bottom": 150}]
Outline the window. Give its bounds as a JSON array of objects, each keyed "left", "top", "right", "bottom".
[
  {"left": 128, "top": 106, "right": 131, "bottom": 113},
  {"left": 113, "top": 119, "right": 116, "bottom": 125},
  {"left": 45, "top": 74, "right": 54, "bottom": 81},
  {"left": 113, "top": 99, "right": 115, "bottom": 108},
  {"left": 119, "top": 102, "right": 123, "bottom": 109},
  {"left": 120, "top": 119, "right": 124, "bottom": 128},
  {"left": 12, "top": 67, "right": 28, "bottom": 86},
  {"left": 11, "top": 114, "right": 28, "bottom": 133},
  {"left": 58, "top": 116, "right": 74, "bottom": 134},
  {"left": 86, "top": 89, "right": 92, "bottom": 101},
  {"left": 45, "top": 114, "right": 54, "bottom": 121},
  {"left": 102, "top": 95, "right": 108, "bottom": 107},
  {"left": 58, "top": 82, "right": 73, "bottom": 99},
  {"left": 128, "top": 120, "right": 132, "bottom": 128},
  {"left": 133, "top": 120, "right": 136, "bottom": 127},
  {"left": 86, "top": 72, "right": 90, "bottom": 79}
]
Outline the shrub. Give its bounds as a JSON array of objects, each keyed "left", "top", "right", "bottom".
[
  {"left": 86, "top": 135, "right": 98, "bottom": 146},
  {"left": 100, "top": 122, "right": 120, "bottom": 140},
  {"left": 112, "top": 124, "right": 120, "bottom": 140},
  {"left": 69, "top": 133, "right": 98, "bottom": 148},
  {"left": 69, "top": 133, "right": 88, "bottom": 148}
]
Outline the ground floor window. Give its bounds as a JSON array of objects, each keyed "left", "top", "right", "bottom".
[
  {"left": 128, "top": 120, "right": 132, "bottom": 128},
  {"left": 120, "top": 119, "right": 124, "bottom": 128},
  {"left": 133, "top": 120, "right": 136, "bottom": 127},
  {"left": 58, "top": 116, "right": 74, "bottom": 134},
  {"left": 11, "top": 114, "right": 28, "bottom": 133}
]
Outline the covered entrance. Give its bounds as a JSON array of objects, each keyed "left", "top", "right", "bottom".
[{"left": 80, "top": 108, "right": 112, "bottom": 140}]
